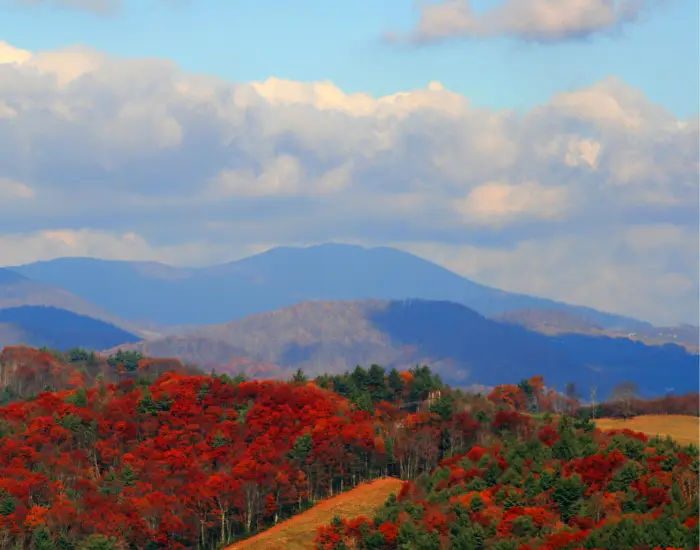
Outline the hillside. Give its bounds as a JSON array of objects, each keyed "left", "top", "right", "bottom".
[
  {"left": 0, "top": 306, "right": 139, "bottom": 350},
  {"left": 227, "top": 478, "right": 403, "bottom": 550},
  {"left": 495, "top": 308, "right": 606, "bottom": 335},
  {"left": 316, "top": 414, "right": 699, "bottom": 549},
  {"left": 113, "top": 299, "right": 698, "bottom": 399},
  {"left": 0, "top": 268, "right": 140, "bottom": 334},
  {"left": 498, "top": 308, "right": 699, "bottom": 351},
  {"left": 0, "top": 351, "right": 694, "bottom": 550},
  {"left": 11, "top": 244, "right": 650, "bottom": 329}
]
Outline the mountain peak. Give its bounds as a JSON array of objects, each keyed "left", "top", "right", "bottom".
[{"left": 11, "top": 245, "right": 650, "bottom": 329}]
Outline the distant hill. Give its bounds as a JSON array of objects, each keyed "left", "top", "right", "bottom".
[
  {"left": 12, "top": 244, "right": 651, "bottom": 329},
  {"left": 0, "top": 306, "right": 139, "bottom": 350},
  {"left": 495, "top": 308, "right": 605, "bottom": 335},
  {"left": 498, "top": 308, "right": 699, "bottom": 351},
  {"left": 0, "top": 267, "right": 139, "bottom": 332},
  {"left": 113, "top": 299, "right": 698, "bottom": 399}
]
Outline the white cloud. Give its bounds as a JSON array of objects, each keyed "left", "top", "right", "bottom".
[
  {"left": 396, "top": 226, "right": 699, "bottom": 325},
  {"left": 0, "top": 40, "right": 696, "bottom": 323},
  {"left": 0, "top": 41, "right": 32, "bottom": 65},
  {"left": 209, "top": 156, "right": 353, "bottom": 197},
  {"left": 408, "top": 0, "right": 652, "bottom": 42},
  {"left": 454, "top": 181, "right": 570, "bottom": 225},
  {"left": 0, "top": 178, "right": 35, "bottom": 199},
  {"left": 564, "top": 138, "right": 601, "bottom": 168},
  {"left": 26, "top": 47, "right": 104, "bottom": 86},
  {"left": 545, "top": 77, "right": 671, "bottom": 132},
  {"left": 248, "top": 77, "right": 469, "bottom": 119}
]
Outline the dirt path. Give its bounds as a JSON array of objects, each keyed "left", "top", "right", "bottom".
[{"left": 226, "top": 477, "right": 403, "bottom": 550}]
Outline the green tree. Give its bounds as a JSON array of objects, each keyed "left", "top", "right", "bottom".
[
  {"left": 429, "top": 392, "right": 455, "bottom": 420},
  {"left": 553, "top": 474, "right": 584, "bottom": 522},
  {"left": 32, "top": 527, "right": 54, "bottom": 550},
  {"left": 77, "top": 535, "right": 117, "bottom": 550},
  {"left": 289, "top": 433, "right": 312, "bottom": 463},
  {"left": 387, "top": 368, "right": 403, "bottom": 400},
  {"left": 367, "top": 364, "right": 387, "bottom": 402},
  {"left": 106, "top": 350, "right": 143, "bottom": 372},
  {"left": 292, "top": 368, "right": 307, "bottom": 384}
]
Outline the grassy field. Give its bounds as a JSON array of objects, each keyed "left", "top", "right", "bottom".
[
  {"left": 595, "top": 414, "right": 699, "bottom": 446},
  {"left": 226, "top": 477, "right": 404, "bottom": 550}
]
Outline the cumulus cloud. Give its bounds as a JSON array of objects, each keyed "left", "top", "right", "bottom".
[
  {"left": 454, "top": 181, "right": 570, "bottom": 225},
  {"left": 0, "top": 41, "right": 696, "bottom": 323},
  {"left": 209, "top": 156, "right": 354, "bottom": 197},
  {"left": 405, "top": 0, "right": 653, "bottom": 43},
  {"left": 0, "top": 41, "right": 32, "bottom": 65}
]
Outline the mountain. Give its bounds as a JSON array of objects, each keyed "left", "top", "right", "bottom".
[
  {"left": 497, "top": 308, "right": 699, "bottom": 351},
  {"left": 113, "top": 299, "right": 698, "bottom": 399},
  {"left": 11, "top": 244, "right": 651, "bottom": 329},
  {"left": 495, "top": 308, "right": 606, "bottom": 335},
  {"left": 0, "top": 306, "right": 140, "bottom": 350},
  {"left": 0, "top": 267, "right": 141, "bottom": 332}
]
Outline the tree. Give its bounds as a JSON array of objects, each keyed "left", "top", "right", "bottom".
[
  {"left": 611, "top": 381, "right": 639, "bottom": 417},
  {"left": 292, "top": 368, "right": 308, "bottom": 384},
  {"left": 367, "top": 364, "right": 386, "bottom": 402},
  {"left": 78, "top": 535, "right": 118, "bottom": 550},
  {"left": 387, "top": 368, "right": 403, "bottom": 400},
  {"left": 553, "top": 474, "right": 584, "bottom": 522},
  {"left": 106, "top": 349, "right": 143, "bottom": 372}
]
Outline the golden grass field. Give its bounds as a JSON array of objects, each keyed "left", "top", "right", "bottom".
[
  {"left": 226, "top": 477, "right": 404, "bottom": 550},
  {"left": 595, "top": 414, "right": 699, "bottom": 446}
]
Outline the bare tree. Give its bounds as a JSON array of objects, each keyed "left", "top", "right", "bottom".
[{"left": 611, "top": 381, "right": 639, "bottom": 418}]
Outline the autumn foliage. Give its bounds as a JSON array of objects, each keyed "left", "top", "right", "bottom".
[
  {"left": 0, "top": 347, "right": 696, "bottom": 550},
  {"left": 316, "top": 414, "right": 699, "bottom": 549}
]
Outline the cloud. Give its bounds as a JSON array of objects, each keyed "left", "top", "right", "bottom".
[
  {"left": 404, "top": 0, "right": 652, "bottom": 43},
  {"left": 209, "top": 156, "right": 353, "bottom": 197},
  {"left": 0, "top": 41, "right": 32, "bottom": 65},
  {"left": 0, "top": 178, "right": 35, "bottom": 199},
  {"left": 454, "top": 181, "right": 570, "bottom": 225},
  {"left": 248, "top": 77, "right": 469, "bottom": 118},
  {"left": 0, "top": 229, "right": 229, "bottom": 267},
  {"left": 13, "top": 0, "right": 121, "bottom": 15},
  {"left": 397, "top": 225, "right": 699, "bottom": 325},
  {"left": 0, "top": 41, "right": 696, "bottom": 323}
]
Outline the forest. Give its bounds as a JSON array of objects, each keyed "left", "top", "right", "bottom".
[{"left": 0, "top": 346, "right": 696, "bottom": 549}]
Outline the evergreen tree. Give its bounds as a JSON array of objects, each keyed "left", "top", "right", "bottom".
[{"left": 553, "top": 474, "right": 584, "bottom": 522}]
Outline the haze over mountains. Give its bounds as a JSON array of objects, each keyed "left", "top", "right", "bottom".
[
  {"left": 112, "top": 299, "right": 698, "bottom": 399},
  {"left": 1, "top": 243, "right": 697, "bottom": 398},
  {"left": 10, "top": 244, "right": 651, "bottom": 329},
  {"left": 0, "top": 306, "right": 139, "bottom": 351},
  {"left": 0, "top": 268, "right": 128, "bottom": 328}
]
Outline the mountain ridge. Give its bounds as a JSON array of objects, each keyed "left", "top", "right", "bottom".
[
  {"left": 112, "top": 298, "right": 698, "bottom": 399},
  {"left": 0, "top": 306, "right": 140, "bottom": 350},
  {"left": 10, "top": 243, "right": 653, "bottom": 329}
]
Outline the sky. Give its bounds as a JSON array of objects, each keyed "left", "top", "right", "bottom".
[{"left": 0, "top": 0, "right": 698, "bottom": 325}]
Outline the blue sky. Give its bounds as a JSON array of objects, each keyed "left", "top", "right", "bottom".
[
  {"left": 2, "top": 0, "right": 698, "bottom": 116},
  {"left": 0, "top": 0, "right": 698, "bottom": 324}
]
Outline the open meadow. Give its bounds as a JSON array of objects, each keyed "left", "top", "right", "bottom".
[{"left": 596, "top": 414, "right": 699, "bottom": 446}]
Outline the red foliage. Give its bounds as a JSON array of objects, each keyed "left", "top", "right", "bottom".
[{"left": 538, "top": 424, "right": 560, "bottom": 447}]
